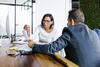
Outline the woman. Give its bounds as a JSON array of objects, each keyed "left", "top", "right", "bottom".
[
  {"left": 22, "top": 24, "right": 30, "bottom": 41},
  {"left": 30, "top": 13, "right": 66, "bottom": 57}
]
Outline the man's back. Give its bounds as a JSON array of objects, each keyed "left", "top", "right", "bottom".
[{"left": 65, "top": 24, "right": 100, "bottom": 67}]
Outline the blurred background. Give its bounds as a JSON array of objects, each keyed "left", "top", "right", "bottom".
[{"left": 0, "top": 0, "right": 100, "bottom": 39}]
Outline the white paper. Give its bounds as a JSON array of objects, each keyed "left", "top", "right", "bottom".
[{"left": 16, "top": 44, "right": 32, "bottom": 51}]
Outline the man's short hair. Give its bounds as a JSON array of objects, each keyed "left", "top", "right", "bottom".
[{"left": 68, "top": 9, "right": 85, "bottom": 23}]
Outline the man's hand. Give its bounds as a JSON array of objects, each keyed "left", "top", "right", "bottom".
[{"left": 28, "top": 40, "right": 38, "bottom": 48}]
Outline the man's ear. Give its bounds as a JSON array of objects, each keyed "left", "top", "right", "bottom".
[
  {"left": 67, "top": 19, "right": 75, "bottom": 26},
  {"left": 71, "top": 19, "right": 75, "bottom": 26}
]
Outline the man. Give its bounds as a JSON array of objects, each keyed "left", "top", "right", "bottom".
[{"left": 28, "top": 9, "right": 100, "bottom": 67}]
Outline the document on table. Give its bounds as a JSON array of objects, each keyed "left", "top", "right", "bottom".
[
  {"left": 12, "top": 41, "right": 28, "bottom": 44},
  {"left": 9, "top": 44, "right": 32, "bottom": 51},
  {"left": 9, "top": 40, "right": 32, "bottom": 51},
  {"left": 9, "top": 46, "right": 20, "bottom": 50},
  {"left": 17, "top": 44, "right": 32, "bottom": 51}
]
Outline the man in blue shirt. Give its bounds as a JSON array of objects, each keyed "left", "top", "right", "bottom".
[{"left": 28, "top": 9, "right": 100, "bottom": 67}]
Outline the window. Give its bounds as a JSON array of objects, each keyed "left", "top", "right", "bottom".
[{"left": 0, "top": 0, "right": 35, "bottom": 38}]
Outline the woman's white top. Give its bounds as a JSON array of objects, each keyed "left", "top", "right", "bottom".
[
  {"left": 30, "top": 25, "right": 66, "bottom": 57},
  {"left": 22, "top": 30, "right": 30, "bottom": 40}
]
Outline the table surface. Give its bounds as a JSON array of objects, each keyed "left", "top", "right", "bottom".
[{"left": 0, "top": 39, "right": 79, "bottom": 67}]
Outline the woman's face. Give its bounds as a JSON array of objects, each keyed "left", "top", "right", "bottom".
[
  {"left": 24, "top": 25, "right": 30, "bottom": 31},
  {"left": 43, "top": 16, "right": 53, "bottom": 29}
]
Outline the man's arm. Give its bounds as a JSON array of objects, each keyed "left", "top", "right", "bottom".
[{"left": 30, "top": 32, "right": 70, "bottom": 54}]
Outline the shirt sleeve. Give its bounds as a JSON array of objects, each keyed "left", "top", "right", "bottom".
[{"left": 32, "top": 30, "right": 71, "bottom": 54}]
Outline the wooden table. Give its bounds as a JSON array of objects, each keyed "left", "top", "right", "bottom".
[{"left": 0, "top": 39, "right": 79, "bottom": 67}]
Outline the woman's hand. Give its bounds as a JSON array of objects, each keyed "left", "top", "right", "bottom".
[{"left": 28, "top": 40, "right": 38, "bottom": 48}]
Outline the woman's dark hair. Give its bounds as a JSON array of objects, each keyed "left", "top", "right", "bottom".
[
  {"left": 41, "top": 13, "right": 54, "bottom": 29},
  {"left": 68, "top": 9, "right": 85, "bottom": 23}
]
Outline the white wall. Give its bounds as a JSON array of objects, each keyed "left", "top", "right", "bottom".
[
  {"left": 15, "top": 6, "right": 32, "bottom": 35},
  {"left": 34, "top": 0, "right": 72, "bottom": 37},
  {"left": 0, "top": 5, "right": 32, "bottom": 36}
]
